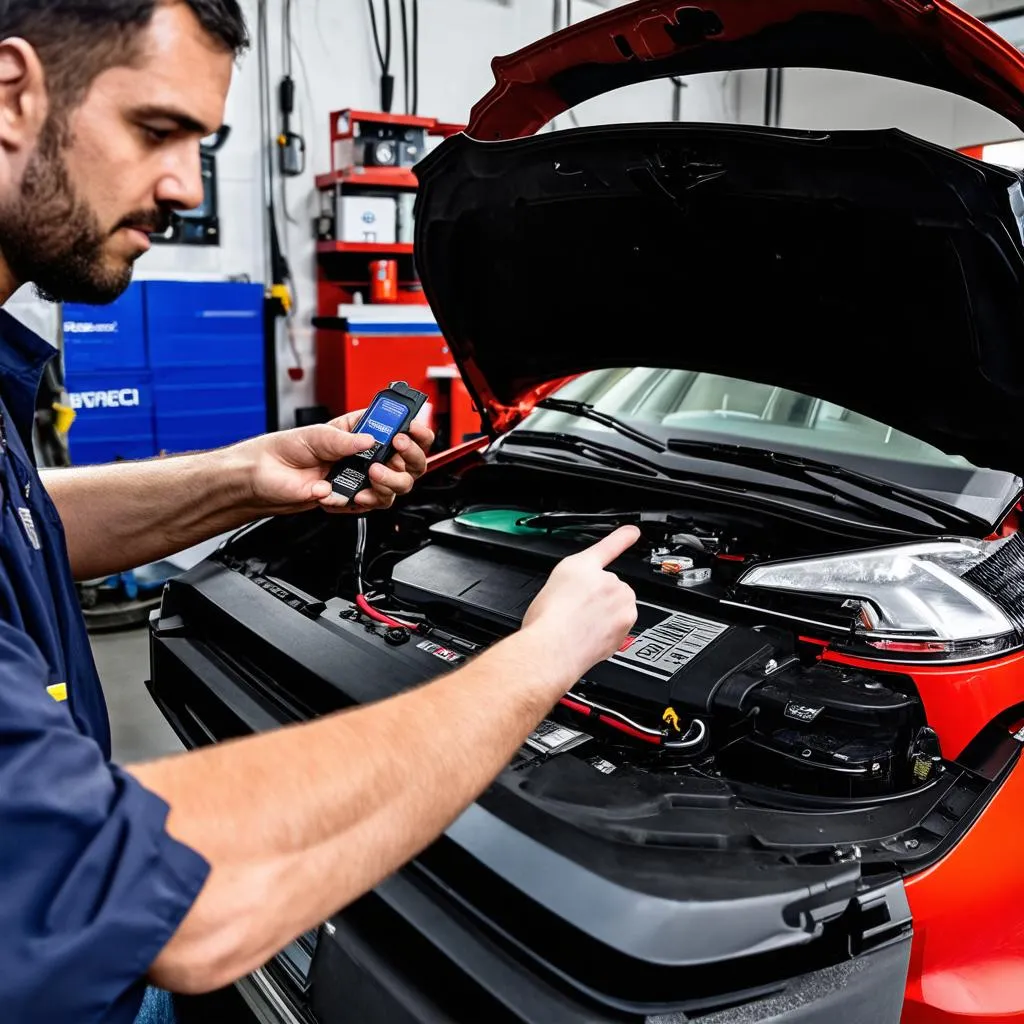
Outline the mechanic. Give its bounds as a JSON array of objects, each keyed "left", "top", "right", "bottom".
[{"left": 0, "top": 2, "right": 640, "bottom": 1021}]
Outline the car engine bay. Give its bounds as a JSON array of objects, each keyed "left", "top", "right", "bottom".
[
  {"left": 218, "top": 455, "right": 1005, "bottom": 822},
  {"left": 383, "top": 507, "right": 938, "bottom": 800}
]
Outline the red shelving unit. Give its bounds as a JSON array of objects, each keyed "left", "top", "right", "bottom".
[
  {"left": 315, "top": 109, "right": 463, "bottom": 312},
  {"left": 315, "top": 168, "right": 419, "bottom": 191},
  {"left": 313, "top": 109, "right": 479, "bottom": 449},
  {"left": 316, "top": 241, "right": 415, "bottom": 256}
]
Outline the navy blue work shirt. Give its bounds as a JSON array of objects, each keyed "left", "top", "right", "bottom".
[{"left": 0, "top": 311, "right": 210, "bottom": 1022}]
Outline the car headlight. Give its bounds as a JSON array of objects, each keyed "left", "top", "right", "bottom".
[{"left": 738, "top": 541, "right": 1017, "bottom": 658}]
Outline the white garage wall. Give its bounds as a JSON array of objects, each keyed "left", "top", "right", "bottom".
[
  {"left": 132, "top": 0, "right": 738, "bottom": 428},
  {"left": 732, "top": 68, "right": 1020, "bottom": 148},
  {"left": 130, "top": 1, "right": 1024, "bottom": 428},
  {"left": 731, "top": 7, "right": 1024, "bottom": 148}
]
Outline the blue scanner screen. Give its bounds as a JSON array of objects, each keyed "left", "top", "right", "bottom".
[{"left": 360, "top": 397, "right": 407, "bottom": 445}]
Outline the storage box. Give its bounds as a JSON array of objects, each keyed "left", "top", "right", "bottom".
[
  {"left": 335, "top": 196, "right": 397, "bottom": 245},
  {"left": 397, "top": 193, "right": 417, "bottom": 244}
]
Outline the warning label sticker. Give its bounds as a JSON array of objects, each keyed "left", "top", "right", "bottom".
[
  {"left": 525, "top": 719, "right": 591, "bottom": 756},
  {"left": 612, "top": 610, "right": 728, "bottom": 679},
  {"left": 587, "top": 756, "right": 618, "bottom": 775},
  {"left": 416, "top": 640, "right": 465, "bottom": 665}
]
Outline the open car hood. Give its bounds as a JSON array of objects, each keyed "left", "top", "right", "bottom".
[{"left": 413, "top": 0, "right": 1024, "bottom": 476}]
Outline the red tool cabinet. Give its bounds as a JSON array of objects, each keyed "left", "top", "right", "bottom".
[{"left": 315, "top": 321, "right": 478, "bottom": 448}]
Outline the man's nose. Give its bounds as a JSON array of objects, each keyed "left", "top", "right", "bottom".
[{"left": 154, "top": 144, "right": 205, "bottom": 212}]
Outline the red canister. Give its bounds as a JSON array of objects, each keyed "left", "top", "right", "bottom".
[{"left": 369, "top": 258, "right": 399, "bottom": 304}]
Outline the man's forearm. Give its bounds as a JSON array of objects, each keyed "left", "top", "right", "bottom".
[
  {"left": 131, "top": 625, "right": 570, "bottom": 994},
  {"left": 42, "top": 449, "right": 259, "bottom": 579}
]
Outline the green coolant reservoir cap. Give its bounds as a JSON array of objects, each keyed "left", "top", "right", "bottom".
[{"left": 453, "top": 509, "right": 540, "bottom": 536}]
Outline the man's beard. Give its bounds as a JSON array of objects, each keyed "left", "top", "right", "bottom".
[{"left": 0, "top": 120, "right": 170, "bottom": 305}]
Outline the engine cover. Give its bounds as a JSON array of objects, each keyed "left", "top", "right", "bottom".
[
  {"left": 723, "top": 663, "right": 923, "bottom": 796},
  {"left": 391, "top": 541, "right": 545, "bottom": 628},
  {"left": 390, "top": 522, "right": 927, "bottom": 797}
]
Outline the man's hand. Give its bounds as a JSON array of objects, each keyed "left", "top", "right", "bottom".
[
  {"left": 233, "top": 411, "right": 434, "bottom": 516},
  {"left": 522, "top": 526, "right": 641, "bottom": 688}
]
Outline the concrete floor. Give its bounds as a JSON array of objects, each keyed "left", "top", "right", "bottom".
[
  {"left": 91, "top": 625, "right": 185, "bottom": 764},
  {"left": 93, "top": 533, "right": 229, "bottom": 764}
]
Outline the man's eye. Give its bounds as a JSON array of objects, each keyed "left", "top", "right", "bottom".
[{"left": 142, "top": 125, "right": 173, "bottom": 143}]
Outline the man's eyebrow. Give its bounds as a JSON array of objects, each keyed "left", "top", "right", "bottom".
[{"left": 131, "top": 105, "right": 219, "bottom": 136}]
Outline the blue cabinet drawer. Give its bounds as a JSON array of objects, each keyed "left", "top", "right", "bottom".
[
  {"left": 152, "top": 362, "right": 267, "bottom": 453},
  {"left": 145, "top": 282, "right": 264, "bottom": 368},
  {"left": 63, "top": 282, "right": 147, "bottom": 371},
  {"left": 65, "top": 370, "right": 156, "bottom": 465}
]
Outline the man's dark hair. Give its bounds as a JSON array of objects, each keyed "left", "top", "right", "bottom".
[{"left": 1, "top": 1, "right": 249, "bottom": 111}]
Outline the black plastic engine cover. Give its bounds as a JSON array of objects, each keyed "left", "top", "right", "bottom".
[
  {"left": 752, "top": 664, "right": 919, "bottom": 728},
  {"left": 724, "top": 663, "right": 924, "bottom": 797},
  {"left": 390, "top": 535, "right": 926, "bottom": 795},
  {"left": 392, "top": 543, "right": 544, "bottom": 628},
  {"left": 739, "top": 726, "right": 903, "bottom": 794}
]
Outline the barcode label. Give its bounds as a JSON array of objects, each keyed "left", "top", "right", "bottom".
[{"left": 613, "top": 610, "right": 728, "bottom": 678}]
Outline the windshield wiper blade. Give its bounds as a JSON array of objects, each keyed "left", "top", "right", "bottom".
[
  {"left": 535, "top": 399, "right": 667, "bottom": 453},
  {"left": 501, "top": 432, "right": 920, "bottom": 536},
  {"left": 666, "top": 439, "right": 987, "bottom": 533},
  {"left": 501, "top": 430, "right": 663, "bottom": 477}
]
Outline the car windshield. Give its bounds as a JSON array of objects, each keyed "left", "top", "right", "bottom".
[{"left": 517, "top": 368, "right": 1022, "bottom": 526}]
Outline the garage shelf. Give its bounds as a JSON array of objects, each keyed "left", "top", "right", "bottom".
[{"left": 316, "top": 242, "right": 415, "bottom": 255}]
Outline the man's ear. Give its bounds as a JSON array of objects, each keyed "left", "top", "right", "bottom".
[{"left": 0, "top": 38, "right": 49, "bottom": 154}]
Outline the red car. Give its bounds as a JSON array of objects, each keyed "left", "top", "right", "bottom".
[{"left": 150, "top": 2, "right": 1024, "bottom": 1022}]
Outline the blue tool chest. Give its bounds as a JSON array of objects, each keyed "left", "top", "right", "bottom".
[
  {"left": 63, "top": 369, "right": 155, "bottom": 466},
  {"left": 62, "top": 281, "right": 267, "bottom": 465}
]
